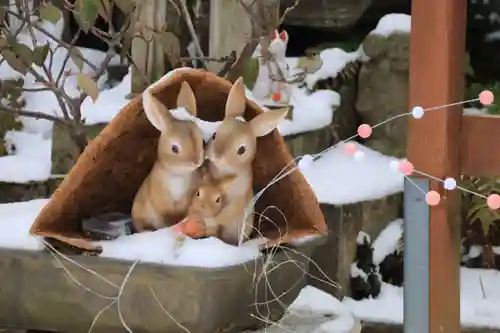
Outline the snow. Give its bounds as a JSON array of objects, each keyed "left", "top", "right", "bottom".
[
  {"left": 249, "top": 57, "right": 340, "bottom": 137},
  {"left": 80, "top": 68, "right": 131, "bottom": 125},
  {"left": 0, "top": 199, "right": 47, "bottom": 250},
  {"left": 169, "top": 106, "right": 221, "bottom": 142},
  {"left": 0, "top": 199, "right": 264, "bottom": 267},
  {"left": 350, "top": 263, "right": 368, "bottom": 280},
  {"left": 356, "top": 231, "right": 371, "bottom": 245},
  {"left": 301, "top": 143, "right": 404, "bottom": 205},
  {"left": 0, "top": 131, "right": 51, "bottom": 183},
  {"left": 304, "top": 49, "right": 360, "bottom": 90},
  {"left": 370, "top": 14, "right": 411, "bottom": 37},
  {"left": 0, "top": 12, "right": 131, "bottom": 183},
  {"left": 346, "top": 220, "right": 500, "bottom": 329},
  {"left": 249, "top": 286, "right": 360, "bottom": 333},
  {"left": 343, "top": 268, "right": 500, "bottom": 329},
  {"left": 372, "top": 219, "right": 403, "bottom": 265},
  {"left": 485, "top": 30, "right": 500, "bottom": 42},
  {"left": 277, "top": 86, "right": 340, "bottom": 136}
]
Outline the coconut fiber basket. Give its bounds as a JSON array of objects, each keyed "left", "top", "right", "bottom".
[{"left": 0, "top": 68, "right": 328, "bottom": 333}]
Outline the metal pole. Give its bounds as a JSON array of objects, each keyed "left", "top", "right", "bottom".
[{"left": 403, "top": 177, "right": 430, "bottom": 333}]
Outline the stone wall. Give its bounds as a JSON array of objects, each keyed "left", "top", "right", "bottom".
[
  {"left": 308, "top": 194, "right": 402, "bottom": 298},
  {"left": 356, "top": 33, "right": 410, "bottom": 158}
]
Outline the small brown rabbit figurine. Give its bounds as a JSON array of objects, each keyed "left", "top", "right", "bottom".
[
  {"left": 132, "top": 81, "right": 205, "bottom": 232},
  {"left": 174, "top": 168, "right": 235, "bottom": 238},
  {"left": 205, "top": 77, "right": 288, "bottom": 245}
]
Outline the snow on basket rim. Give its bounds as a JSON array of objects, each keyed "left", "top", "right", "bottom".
[{"left": 0, "top": 199, "right": 321, "bottom": 268}]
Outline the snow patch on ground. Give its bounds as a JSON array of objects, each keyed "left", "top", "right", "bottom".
[
  {"left": 343, "top": 268, "right": 500, "bottom": 329},
  {"left": 0, "top": 131, "right": 51, "bottom": 183},
  {"left": 249, "top": 286, "right": 360, "bottom": 333}
]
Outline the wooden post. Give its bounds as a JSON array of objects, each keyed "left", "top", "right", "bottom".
[
  {"left": 406, "top": 0, "right": 466, "bottom": 332},
  {"left": 131, "top": 0, "right": 168, "bottom": 93}
]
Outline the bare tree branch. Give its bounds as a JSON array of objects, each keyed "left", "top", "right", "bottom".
[{"left": 0, "top": 103, "right": 71, "bottom": 126}]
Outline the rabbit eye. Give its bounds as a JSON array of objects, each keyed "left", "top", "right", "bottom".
[
  {"left": 172, "top": 144, "right": 179, "bottom": 153},
  {"left": 196, "top": 190, "right": 200, "bottom": 197},
  {"left": 216, "top": 196, "right": 221, "bottom": 203},
  {"left": 237, "top": 146, "right": 246, "bottom": 155},
  {"left": 211, "top": 132, "right": 216, "bottom": 140}
]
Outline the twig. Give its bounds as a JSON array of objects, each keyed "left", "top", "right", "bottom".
[
  {"left": 178, "top": 0, "right": 206, "bottom": 68},
  {"left": 216, "top": 51, "right": 237, "bottom": 77},
  {"left": 149, "top": 286, "right": 191, "bottom": 333},
  {"left": 5, "top": 9, "right": 98, "bottom": 71},
  {"left": 278, "top": 0, "right": 300, "bottom": 25},
  {"left": 180, "top": 56, "right": 231, "bottom": 62},
  {"left": 56, "top": 28, "right": 82, "bottom": 85},
  {"left": 0, "top": 103, "right": 71, "bottom": 126}
]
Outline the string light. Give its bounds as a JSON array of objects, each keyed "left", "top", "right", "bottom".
[{"left": 341, "top": 90, "right": 499, "bottom": 211}]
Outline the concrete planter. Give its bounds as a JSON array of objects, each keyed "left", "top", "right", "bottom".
[{"left": 0, "top": 237, "right": 325, "bottom": 333}]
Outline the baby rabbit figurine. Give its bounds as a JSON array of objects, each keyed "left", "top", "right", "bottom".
[
  {"left": 132, "top": 81, "right": 205, "bottom": 232},
  {"left": 205, "top": 77, "right": 288, "bottom": 245},
  {"left": 173, "top": 166, "right": 235, "bottom": 238}
]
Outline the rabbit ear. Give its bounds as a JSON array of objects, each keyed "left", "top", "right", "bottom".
[
  {"left": 279, "top": 30, "right": 289, "bottom": 43},
  {"left": 142, "top": 90, "right": 173, "bottom": 131},
  {"left": 177, "top": 81, "right": 197, "bottom": 116},
  {"left": 249, "top": 108, "right": 288, "bottom": 137},
  {"left": 270, "top": 29, "right": 278, "bottom": 40},
  {"left": 225, "top": 77, "right": 246, "bottom": 119}
]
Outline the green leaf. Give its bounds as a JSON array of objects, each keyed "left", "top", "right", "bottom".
[
  {"left": 69, "top": 48, "right": 85, "bottom": 71},
  {"left": 120, "top": 30, "right": 133, "bottom": 59},
  {"left": 113, "top": 0, "right": 135, "bottom": 13},
  {"left": 1, "top": 49, "right": 27, "bottom": 75},
  {"left": 39, "top": 2, "right": 62, "bottom": 24},
  {"left": 11, "top": 42, "right": 34, "bottom": 67},
  {"left": 76, "top": 73, "right": 99, "bottom": 102},
  {"left": 242, "top": 57, "right": 259, "bottom": 90},
  {"left": 297, "top": 55, "right": 323, "bottom": 74},
  {"left": 0, "top": 7, "right": 6, "bottom": 25},
  {"left": 0, "top": 37, "right": 7, "bottom": 49},
  {"left": 33, "top": 44, "right": 50, "bottom": 67},
  {"left": 74, "top": 0, "right": 100, "bottom": 33},
  {"left": 97, "top": 0, "right": 112, "bottom": 21}
]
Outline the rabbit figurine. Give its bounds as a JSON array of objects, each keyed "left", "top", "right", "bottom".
[
  {"left": 205, "top": 77, "right": 288, "bottom": 245},
  {"left": 253, "top": 29, "right": 291, "bottom": 104},
  {"left": 131, "top": 81, "right": 205, "bottom": 232},
  {"left": 174, "top": 167, "right": 235, "bottom": 238}
]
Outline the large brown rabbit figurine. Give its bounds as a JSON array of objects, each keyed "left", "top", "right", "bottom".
[
  {"left": 132, "top": 82, "right": 205, "bottom": 232},
  {"left": 205, "top": 77, "right": 288, "bottom": 245}
]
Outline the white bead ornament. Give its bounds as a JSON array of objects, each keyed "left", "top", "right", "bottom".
[
  {"left": 443, "top": 177, "right": 457, "bottom": 190},
  {"left": 298, "top": 154, "right": 314, "bottom": 171},
  {"left": 354, "top": 151, "right": 365, "bottom": 161},
  {"left": 411, "top": 106, "right": 425, "bottom": 119},
  {"left": 389, "top": 160, "right": 400, "bottom": 171}
]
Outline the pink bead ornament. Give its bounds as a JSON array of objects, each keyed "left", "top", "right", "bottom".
[
  {"left": 425, "top": 191, "right": 441, "bottom": 206},
  {"left": 479, "top": 90, "right": 494, "bottom": 105},
  {"left": 398, "top": 160, "right": 414, "bottom": 176},
  {"left": 487, "top": 194, "right": 500, "bottom": 210},
  {"left": 357, "top": 124, "right": 372, "bottom": 139},
  {"left": 344, "top": 142, "right": 357, "bottom": 155}
]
